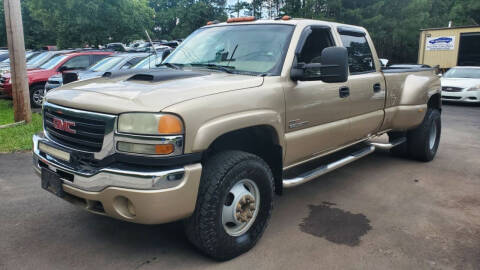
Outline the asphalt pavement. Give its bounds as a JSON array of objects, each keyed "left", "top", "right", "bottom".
[{"left": 0, "top": 104, "right": 479, "bottom": 270}]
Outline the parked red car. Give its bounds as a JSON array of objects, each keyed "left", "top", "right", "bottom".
[{"left": 0, "top": 51, "right": 112, "bottom": 107}]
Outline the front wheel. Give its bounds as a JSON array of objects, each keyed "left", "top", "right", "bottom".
[
  {"left": 30, "top": 85, "right": 45, "bottom": 108},
  {"left": 184, "top": 150, "right": 274, "bottom": 261}
]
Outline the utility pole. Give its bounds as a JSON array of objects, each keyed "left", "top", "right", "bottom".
[{"left": 4, "top": 0, "right": 31, "bottom": 123}]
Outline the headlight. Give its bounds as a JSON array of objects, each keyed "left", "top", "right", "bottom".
[
  {"left": 116, "top": 113, "right": 184, "bottom": 156},
  {"left": 467, "top": 84, "right": 480, "bottom": 91},
  {"left": 117, "top": 113, "right": 183, "bottom": 135}
]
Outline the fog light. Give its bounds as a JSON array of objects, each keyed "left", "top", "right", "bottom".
[
  {"left": 117, "top": 141, "right": 174, "bottom": 155},
  {"left": 127, "top": 200, "right": 136, "bottom": 216},
  {"left": 113, "top": 196, "right": 136, "bottom": 218}
]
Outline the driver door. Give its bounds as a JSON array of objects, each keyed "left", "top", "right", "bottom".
[{"left": 284, "top": 26, "right": 352, "bottom": 167}]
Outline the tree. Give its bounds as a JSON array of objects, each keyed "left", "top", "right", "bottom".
[
  {"left": 26, "top": 0, "right": 154, "bottom": 48},
  {"left": 150, "top": 0, "right": 227, "bottom": 40},
  {"left": 0, "top": 0, "right": 6, "bottom": 47},
  {"left": 228, "top": 0, "right": 249, "bottom": 18}
]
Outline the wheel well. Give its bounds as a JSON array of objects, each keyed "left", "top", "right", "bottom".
[
  {"left": 205, "top": 125, "right": 284, "bottom": 195},
  {"left": 428, "top": 93, "right": 441, "bottom": 111},
  {"left": 29, "top": 82, "right": 46, "bottom": 91}
]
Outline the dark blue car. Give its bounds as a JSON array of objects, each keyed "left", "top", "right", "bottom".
[{"left": 429, "top": 37, "right": 453, "bottom": 44}]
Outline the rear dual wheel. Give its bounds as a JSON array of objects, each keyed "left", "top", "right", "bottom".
[
  {"left": 184, "top": 150, "right": 274, "bottom": 261},
  {"left": 389, "top": 108, "right": 441, "bottom": 161}
]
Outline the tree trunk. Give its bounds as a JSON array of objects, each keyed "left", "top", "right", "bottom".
[{"left": 4, "top": 0, "right": 32, "bottom": 123}]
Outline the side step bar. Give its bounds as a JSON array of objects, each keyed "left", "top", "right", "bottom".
[
  {"left": 283, "top": 145, "right": 375, "bottom": 188},
  {"left": 282, "top": 137, "right": 407, "bottom": 188}
]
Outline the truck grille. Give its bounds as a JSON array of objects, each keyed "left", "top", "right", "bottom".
[
  {"left": 43, "top": 105, "right": 107, "bottom": 152},
  {"left": 442, "top": 86, "right": 463, "bottom": 92}
]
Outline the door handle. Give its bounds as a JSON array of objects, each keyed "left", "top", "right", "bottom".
[
  {"left": 373, "top": 83, "right": 381, "bottom": 93},
  {"left": 339, "top": 86, "right": 350, "bottom": 98}
]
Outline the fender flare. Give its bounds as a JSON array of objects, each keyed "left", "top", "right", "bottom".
[{"left": 191, "top": 109, "right": 284, "bottom": 153}]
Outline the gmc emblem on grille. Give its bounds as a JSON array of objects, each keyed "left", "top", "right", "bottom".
[{"left": 52, "top": 117, "right": 76, "bottom": 134}]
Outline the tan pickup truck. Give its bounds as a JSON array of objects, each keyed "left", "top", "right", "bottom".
[{"left": 33, "top": 17, "right": 441, "bottom": 260}]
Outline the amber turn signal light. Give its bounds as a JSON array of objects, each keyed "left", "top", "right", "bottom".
[
  {"left": 155, "top": 144, "right": 174, "bottom": 155},
  {"left": 227, "top": 16, "right": 256, "bottom": 23},
  {"left": 158, "top": 115, "right": 183, "bottom": 134}
]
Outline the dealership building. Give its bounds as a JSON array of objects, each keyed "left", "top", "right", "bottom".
[{"left": 418, "top": 25, "right": 480, "bottom": 69}]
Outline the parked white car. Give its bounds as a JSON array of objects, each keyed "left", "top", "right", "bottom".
[{"left": 441, "top": 66, "right": 480, "bottom": 103}]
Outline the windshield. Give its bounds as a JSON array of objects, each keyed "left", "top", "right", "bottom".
[
  {"left": 39, "top": 55, "right": 68, "bottom": 70},
  {"left": 164, "top": 24, "right": 294, "bottom": 75},
  {"left": 444, "top": 68, "right": 480, "bottom": 79},
  {"left": 89, "top": 56, "right": 124, "bottom": 72},
  {"left": 132, "top": 54, "right": 162, "bottom": 69}
]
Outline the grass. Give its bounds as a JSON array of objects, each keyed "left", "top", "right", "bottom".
[{"left": 0, "top": 99, "right": 43, "bottom": 152}]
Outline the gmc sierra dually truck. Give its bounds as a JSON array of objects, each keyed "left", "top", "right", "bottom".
[{"left": 33, "top": 17, "right": 441, "bottom": 260}]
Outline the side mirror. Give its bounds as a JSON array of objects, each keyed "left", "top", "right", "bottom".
[
  {"left": 62, "top": 72, "right": 78, "bottom": 84},
  {"left": 58, "top": 66, "right": 69, "bottom": 72},
  {"left": 291, "top": 46, "right": 349, "bottom": 83}
]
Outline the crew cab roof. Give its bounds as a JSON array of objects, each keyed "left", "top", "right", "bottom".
[{"left": 202, "top": 18, "right": 368, "bottom": 33}]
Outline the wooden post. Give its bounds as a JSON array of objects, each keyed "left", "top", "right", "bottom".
[{"left": 4, "top": 0, "right": 31, "bottom": 123}]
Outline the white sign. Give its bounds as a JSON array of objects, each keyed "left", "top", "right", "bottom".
[{"left": 426, "top": 36, "right": 455, "bottom": 51}]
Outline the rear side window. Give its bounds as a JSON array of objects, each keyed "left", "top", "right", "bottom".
[
  {"left": 62, "top": 55, "right": 91, "bottom": 69},
  {"left": 339, "top": 33, "right": 375, "bottom": 74}
]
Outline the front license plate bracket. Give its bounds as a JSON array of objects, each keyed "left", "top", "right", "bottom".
[{"left": 41, "top": 168, "right": 65, "bottom": 198}]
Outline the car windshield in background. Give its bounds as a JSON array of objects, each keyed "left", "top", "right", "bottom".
[
  {"left": 444, "top": 68, "right": 480, "bottom": 79},
  {"left": 27, "top": 52, "right": 51, "bottom": 66},
  {"left": 39, "top": 55, "right": 68, "bottom": 70},
  {"left": 89, "top": 56, "right": 124, "bottom": 72},
  {"left": 164, "top": 24, "right": 294, "bottom": 75},
  {"left": 133, "top": 54, "right": 162, "bottom": 69}
]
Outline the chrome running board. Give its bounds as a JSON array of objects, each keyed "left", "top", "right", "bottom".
[
  {"left": 283, "top": 145, "right": 375, "bottom": 188},
  {"left": 368, "top": 137, "right": 406, "bottom": 150}
]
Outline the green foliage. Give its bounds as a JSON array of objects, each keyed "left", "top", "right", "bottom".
[
  {"left": 0, "top": 0, "right": 6, "bottom": 47},
  {"left": 0, "top": 100, "right": 43, "bottom": 152},
  {"left": 0, "top": 0, "right": 478, "bottom": 62}
]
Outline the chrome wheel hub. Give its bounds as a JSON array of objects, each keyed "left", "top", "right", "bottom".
[
  {"left": 32, "top": 89, "right": 44, "bottom": 106},
  {"left": 222, "top": 179, "right": 260, "bottom": 236}
]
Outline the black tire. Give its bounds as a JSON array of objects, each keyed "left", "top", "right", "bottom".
[
  {"left": 406, "top": 108, "right": 441, "bottom": 162},
  {"left": 388, "top": 131, "right": 408, "bottom": 157},
  {"left": 184, "top": 150, "right": 274, "bottom": 261},
  {"left": 30, "top": 85, "right": 45, "bottom": 108}
]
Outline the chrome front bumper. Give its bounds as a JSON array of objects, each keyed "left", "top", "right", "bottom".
[
  {"left": 33, "top": 132, "right": 203, "bottom": 224},
  {"left": 33, "top": 133, "right": 194, "bottom": 192}
]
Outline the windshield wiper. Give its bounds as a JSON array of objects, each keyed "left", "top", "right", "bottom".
[{"left": 190, "top": 63, "right": 235, "bottom": 74}]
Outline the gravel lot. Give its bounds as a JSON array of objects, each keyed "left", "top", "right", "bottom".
[{"left": 0, "top": 104, "right": 479, "bottom": 270}]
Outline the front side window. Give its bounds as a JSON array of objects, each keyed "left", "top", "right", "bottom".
[
  {"left": 298, "top": 28, "right": 333, "bottom": 64},
  {"left": 164, "top": 24, "right": 294, "bottom": 75},
  {"left": 339, "top": 33, "right": 375, "bottom": 74}
]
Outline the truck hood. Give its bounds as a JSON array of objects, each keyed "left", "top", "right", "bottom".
[
  {"left": 441, "top": 77, "right": 480, "bottom": 89},
  {"left": 45, "top": 70, "right": 264, "bottom": 114}
]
